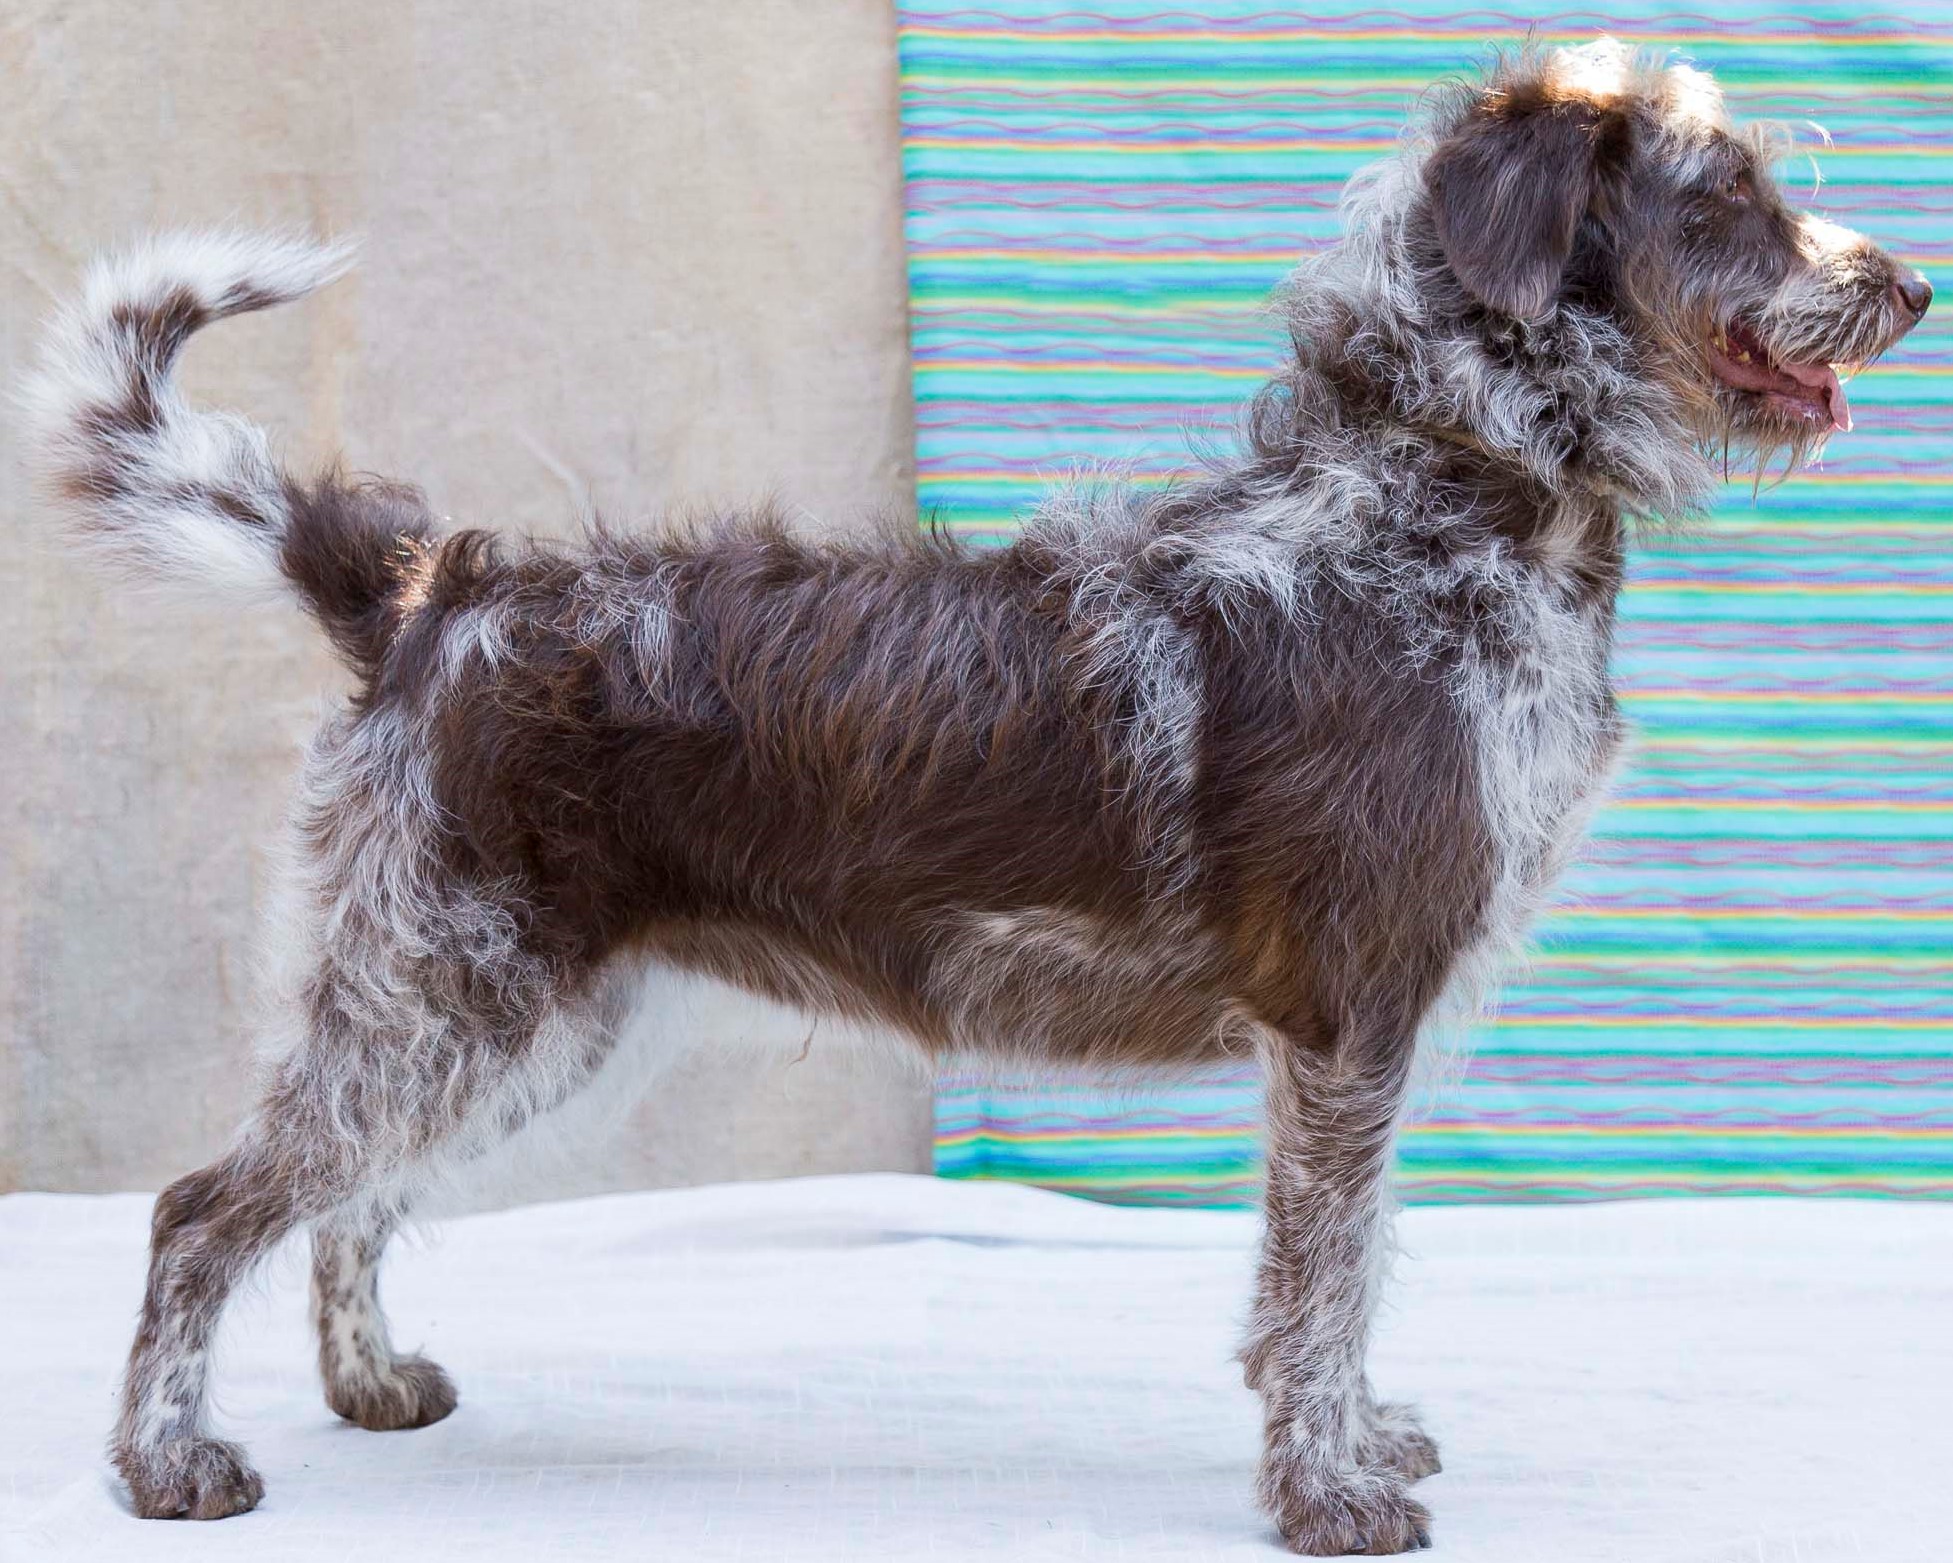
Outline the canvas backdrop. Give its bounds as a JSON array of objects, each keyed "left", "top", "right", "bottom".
[
  {"left": 897, "top": 2, "right": 1953, "bottom": 1203},
  {"left": 0, "top": 0, "right": 934, "bottom": 1198}
]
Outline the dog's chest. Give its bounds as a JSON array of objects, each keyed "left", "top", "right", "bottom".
[{"left": 1463, "top": 583, "right": 1622, "bottom": 910}]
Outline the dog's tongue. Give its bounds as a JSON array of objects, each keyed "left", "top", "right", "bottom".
[
  {"left": 1713, "top": 341, "right": 1852, "bottom": 433},
  {"left": 1779, "top": 357, "right": 1851, "bottom": 434}
]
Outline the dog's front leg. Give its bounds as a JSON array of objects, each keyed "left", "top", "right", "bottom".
[{"left": 1245, "top": 1033, "right": 1431, "bottom": 1554}]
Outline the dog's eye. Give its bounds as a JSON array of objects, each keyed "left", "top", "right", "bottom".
[{"left": 1723, "top": 171, "right": 1755, "bottom": 205}]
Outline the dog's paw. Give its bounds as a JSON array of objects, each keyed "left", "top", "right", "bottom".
[
  {"left": 1258, "top": 1450, "right": 1432, "bottom": 1555},
  {"left": 326, "top": 1353, "right": 458, "bottom": 1431},
  {"left": 1363, "top": 1400, "right": 1442, "bottom": 1481},
  {"left": 118, "top": 1436, "right": 265, "bottom": 1520}
]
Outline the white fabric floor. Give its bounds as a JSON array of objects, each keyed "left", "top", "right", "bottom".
[{"left": 2, "top": 1175, "right": 1948, "bottom": 1562}]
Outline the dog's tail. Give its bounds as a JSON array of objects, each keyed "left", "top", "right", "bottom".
[{"left": 26, "top": 230, "right": 436, "bottom": 669}]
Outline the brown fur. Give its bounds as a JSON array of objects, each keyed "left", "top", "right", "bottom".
[{"left": 26, "top": 40, "right": 1928, "bottom": 1555}]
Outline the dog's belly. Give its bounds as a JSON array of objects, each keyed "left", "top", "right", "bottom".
[{"left": 633, "top": 907, "right": 1247, "bottom": 1072}]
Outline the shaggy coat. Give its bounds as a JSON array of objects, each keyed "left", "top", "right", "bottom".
[{"left": 27, "top": 39, "right": 1929, "bottom": 1555}]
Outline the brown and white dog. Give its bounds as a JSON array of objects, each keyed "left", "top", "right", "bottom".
[{"left": 27, "top": 38, "right": 1929, "bottom": 1555}]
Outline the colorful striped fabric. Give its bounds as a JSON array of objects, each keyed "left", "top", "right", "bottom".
[{"left": 897, "top": 2, "right": 1953, "bottom": 1204}]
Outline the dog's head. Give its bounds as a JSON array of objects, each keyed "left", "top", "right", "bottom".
[{"left": 1419, "top": 39, "right": 1928, "bottom": 465}]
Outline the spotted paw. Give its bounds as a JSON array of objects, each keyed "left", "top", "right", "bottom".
[
  {"left": 118, "top": 1436, "right": 265, "bottom": 1520},
  {"left": 1363, "top": 1400, "right": 1442, "bottom": 1481},
  {"left": 326, "top": 1353, "right": 458, "bottom": 1431},
  {"left": 1259, "top": 1451, "right": 1433, "bottom": 1555}
]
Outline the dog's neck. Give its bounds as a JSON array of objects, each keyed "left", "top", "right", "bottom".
[
  {"left": 1426, "top": 438, "right": 1629, "bottom": 606},
  {"left": 1268, "top": 238, "right": 1719, "bottom": 533}
]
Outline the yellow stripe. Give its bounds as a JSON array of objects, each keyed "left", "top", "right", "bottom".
[
  {"left": 1408, "top": 1120, "right": 1952, "bottom": 1135},
  {"left": 1623, "top": 690, "right": 1951, "bottom": 703},
  {"left": 908, "top": 136, "right": 1945, "bottom": 159},
  {"left": 1555, "top": 905, "right": 1950, "bottom": 921},
  {"left": 1525, "top": 953, "right": 1953, "bottom": 970},
  {"left": 939, "top": 1124, "right": 1249, "bottom": 1144},
  {"left": 921, "top": 356, "right": 1269, "bottom": 372},
  {"left": 923, "top": 465, "right": 1953, "bottom": 499},
  {"left": 904, "top": 69, "right": 1953, "bottom": 96},
  {"left": 1609, "top": 801, "right": 1948, "bottom": 816},
  {"left": 904, "top": 26, "right": 1953, "bottom": 48},
  {"left": 1491, "top": 1013, "right": 1950, "bottom": 1030},
  {"left": 1638, "top": 739, "right": 1953, "bottom": 753}
]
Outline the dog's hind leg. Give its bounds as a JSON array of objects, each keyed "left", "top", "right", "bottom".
[
  {"left": 111, "top": 944, "right": 598, "bottom": 1519},
  {"left": 306, "top": 977, "right": 648, "bottom": 1433},
  {"left": 312, "top": 1211, "right": 458, "bottom": 1432},
  {"left": 112, "top": 1103, "right": 361, "bottom": 1519}
]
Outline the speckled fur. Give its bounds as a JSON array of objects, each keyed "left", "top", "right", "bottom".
[{"left": 26, "top": 40, "right": 1925, "bottom": 1553}]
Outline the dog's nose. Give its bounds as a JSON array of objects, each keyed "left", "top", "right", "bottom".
[{"left": 1892, "top": 270, "right": 1933, "bottom": 321}]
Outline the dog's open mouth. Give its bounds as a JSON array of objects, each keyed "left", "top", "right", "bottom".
[{"left": 1709, "top": 322, "right": 1851, "bottom": 433}]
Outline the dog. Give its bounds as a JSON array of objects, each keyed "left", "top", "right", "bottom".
[{"left": 27, "top": 37, "right": 1928, "bottom": 1555}]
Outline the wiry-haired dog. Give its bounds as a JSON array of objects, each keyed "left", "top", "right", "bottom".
[{"left": 28, "top": 38, "right": 1929, "bottom": 1555}]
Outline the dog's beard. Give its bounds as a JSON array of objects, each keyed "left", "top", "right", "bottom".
[
  {"left": 1707, "top": 293, "right": 1915, "bottom": 493},
  {"left": 1707, "top": 394, "right": 1832, "bottom": 498},
  {"left": 1692, "top": 321, "right": 1892, "bottom": 496}
]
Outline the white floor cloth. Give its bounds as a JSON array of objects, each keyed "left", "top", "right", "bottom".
[{"left": 2, "top": 1174, "right": 1948, "bottom": 1562}]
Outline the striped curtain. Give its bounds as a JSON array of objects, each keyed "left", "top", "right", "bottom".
[{"left": 898, "top": 3, "right": 1953, "bottom": 1203}]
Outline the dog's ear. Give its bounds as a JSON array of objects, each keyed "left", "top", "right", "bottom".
[{"left": 1426, "top": 95, "right": 1622, "bottom": 320}]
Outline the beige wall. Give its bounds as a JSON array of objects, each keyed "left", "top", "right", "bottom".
[{"left": 0, "top": 0, "right": 935, "bottom": 1194}]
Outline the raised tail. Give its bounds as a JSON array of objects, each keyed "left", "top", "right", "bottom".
[{"left": 26, "top": 230, "right": 440, "bottom": 671}]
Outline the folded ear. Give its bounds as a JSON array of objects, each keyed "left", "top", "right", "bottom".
[{"left": 1425, "top": 99, "right": 1618, "bottom": 320}]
